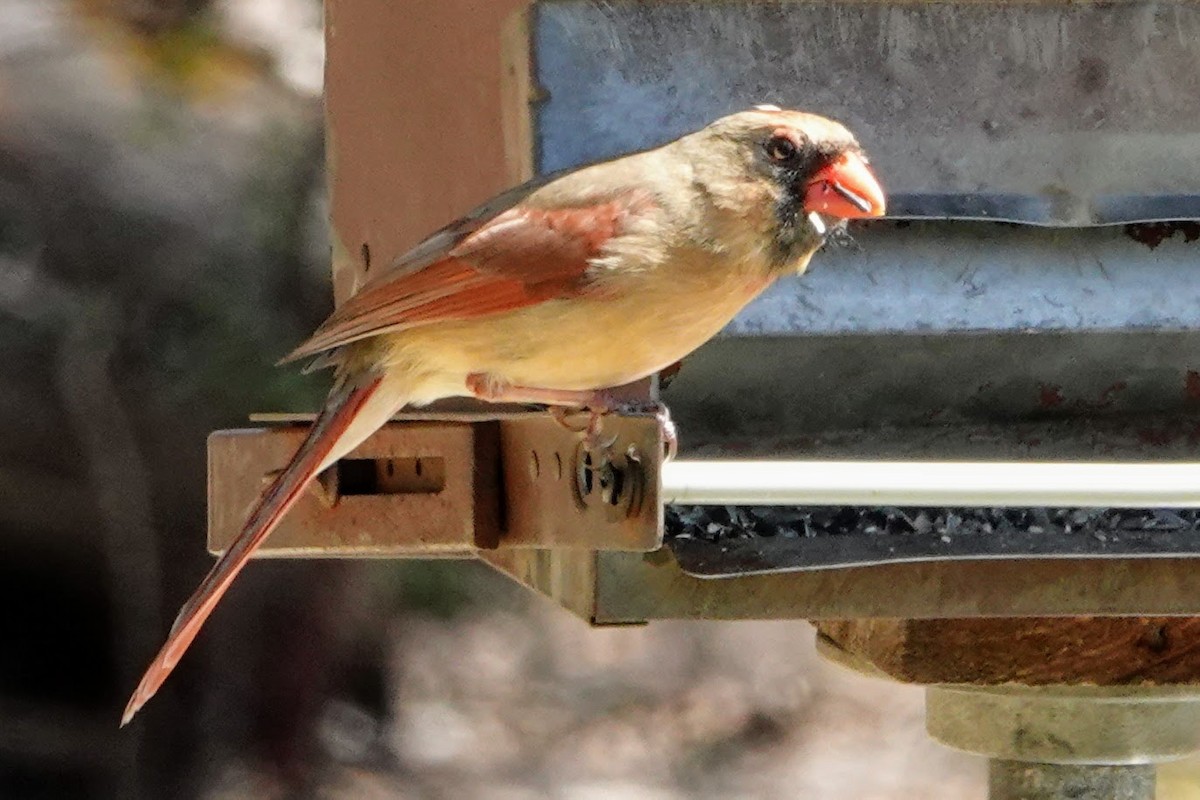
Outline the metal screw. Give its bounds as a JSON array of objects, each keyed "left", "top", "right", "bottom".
[
  {"left": 598, "top": 460, "right": 623, "bottom": 506},
  {"left": 574, "top": 442, "right": 643, "bottom": 517}
]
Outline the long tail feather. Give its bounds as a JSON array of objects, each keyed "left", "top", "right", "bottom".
[{"left": 122, "top": 372, "right": 394, "bottom": 726}]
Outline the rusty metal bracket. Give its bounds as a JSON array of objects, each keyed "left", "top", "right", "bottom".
[{"left": 207, "top": 411, "right": 664, "bottom": 558}]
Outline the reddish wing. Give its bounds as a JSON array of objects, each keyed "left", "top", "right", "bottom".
[{"left": 284, "top": 192, "right": 649, "bottom": 363}]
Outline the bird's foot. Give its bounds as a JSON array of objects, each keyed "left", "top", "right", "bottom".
[
  {"left": 466, "top": 373, "right": 601, "bottom": 408},
  {"left": 601, "top": 400, "right": 677, "bottom": 461},
  {"left": 465, "top": 374, "right": 675, "bottom": 459},
  {"left": 551, "top": 396, "right": 676, "bottom": 461},
  {"left": 546, "top": 404, "right": 618, "bottom": 452},
  {"left": 656, "top": 405, "right": 679, "bottom": 462}
]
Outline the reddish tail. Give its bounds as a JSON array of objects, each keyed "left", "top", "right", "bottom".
[{"left": 121, "top": 374, "right": 386, "bottom": 726}]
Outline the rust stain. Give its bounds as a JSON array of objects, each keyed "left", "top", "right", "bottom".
[
  {"left": 1186, "top": 370, "right": 1200, "bottom": 402},
  {"left": 1124, "top": 221, "right": 1200, "bottom": 250},
  {"left": 1137, "top": 427, "right": 1176, "bottom": 447},
  {"left": 1038, "top": 384, "right": 1065, "bottom": 409},
  {"left": 1037, "top": 381, "right": 1128, "bottom": 415}
]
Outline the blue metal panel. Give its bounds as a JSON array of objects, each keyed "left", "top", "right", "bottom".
[
  {"left": 729, "top": 222, "right": 1200, "bottom": 335},
  {"left": 531, "top": 1, "right": 1200, "bottom": 225}
]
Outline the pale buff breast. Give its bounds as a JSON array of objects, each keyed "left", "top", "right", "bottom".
[{"left": 379, "top": 262, "right": 774, "bottom": 393}]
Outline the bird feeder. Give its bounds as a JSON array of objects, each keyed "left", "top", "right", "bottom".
[{"left": 208, "top": 2, "right": 1200, "bottom": 797}]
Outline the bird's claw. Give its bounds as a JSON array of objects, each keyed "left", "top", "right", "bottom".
[
  {"left": 634, "top": 402, "right": 678, "bottom": 462},
  {"left": 553, "top": 407, "right": 618, "bottom": 452},
  {"left": 660, "top": 412, "right": 678, "bottom": 462},
  {"left": 551, "top": 401, "right": 677, "bottom": 461},
  {"left": 584, "top": 422, "right": 620, "bottom": 454},
  {"left": 615, "top": 401, "right": 678, "bottom": 461}
]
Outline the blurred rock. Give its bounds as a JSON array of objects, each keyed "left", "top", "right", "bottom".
[
  {"left": 373, "top": 597, "right": 981, "bottom": 800},
  {"left": 214, "top": 0, "right": 323, "bottom": 97},
  {"left": 0, "top": 0, "right": 331, "bottom": 796}
]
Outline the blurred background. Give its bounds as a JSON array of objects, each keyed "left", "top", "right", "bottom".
[{"left": 0, "top": 1, "right": 1195, "bottom": 799}]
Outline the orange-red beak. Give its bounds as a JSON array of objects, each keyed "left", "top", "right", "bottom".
[{"left": 802, "top": 152, "right": 886, "bottom": 219}]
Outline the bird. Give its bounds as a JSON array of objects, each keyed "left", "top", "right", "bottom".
[{"left": 121, "top": 105, "right": 885, "bottom": 725}]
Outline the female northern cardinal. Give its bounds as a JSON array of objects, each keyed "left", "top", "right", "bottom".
[{"left": 122, "top": 106, "right": 884, "bottom": 724}]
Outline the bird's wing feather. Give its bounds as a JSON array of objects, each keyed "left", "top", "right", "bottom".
[{"left": 282, "top": 191, "right": 651, "bottom": 362}]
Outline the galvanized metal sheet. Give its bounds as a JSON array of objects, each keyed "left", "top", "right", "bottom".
[
  {"left": 587, "top": 549, "right": 1200, "bottom": 620},
  {"left": 664, "top": 333, "right": 1200, "bottom": 455},
  {"left": 729, "top": 222, "right": 1200, "bottom": 335},
  {"left": 531, "top": 1, "right": 1200, "bottom": 225},
  {"left": 481, "top": 535, "right": 1200, "bottom": 620}
]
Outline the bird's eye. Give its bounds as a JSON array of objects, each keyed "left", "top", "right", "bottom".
[{"left": 765, "top": 134, "right": 799, "bottom": 164}]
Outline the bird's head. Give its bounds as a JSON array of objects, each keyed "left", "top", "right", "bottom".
[{"left": 685, "top": 105, "right": 886, "bottom": 270}]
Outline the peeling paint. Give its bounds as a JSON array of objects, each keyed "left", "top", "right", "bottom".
[
  {"left": 1186, "top": 370, "right": 1200, "bottom": 402},
  {"left": 1038, "top": 384, "right": 1066, "bottom": 410},
  {"left": 1124, "top": 221, "right": 1200, "bottom": 250},
  {"left": 1137, "top": 427, "right": 1176, "bottom": 447}
]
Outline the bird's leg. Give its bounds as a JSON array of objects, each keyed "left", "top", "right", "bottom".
[
  {"left": 466, "top": 373, "right": 676, "bottom": 459},
  {"left": 466, "top": 373, "right": 616, "bottom": 448},
  {"left": 465, "top": 372, "right": 607, "bottom": 408}
]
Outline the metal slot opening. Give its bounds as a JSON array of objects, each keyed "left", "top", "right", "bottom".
[{"left": 338, "top": 457, "right": 445, "bottom": 496}]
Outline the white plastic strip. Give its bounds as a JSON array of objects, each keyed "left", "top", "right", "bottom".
[{"left": 661, "top": 461, "right": 1200, "bottom": 508}]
